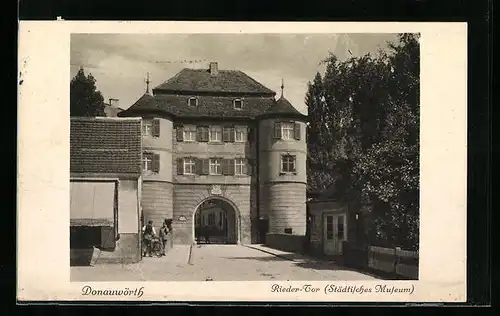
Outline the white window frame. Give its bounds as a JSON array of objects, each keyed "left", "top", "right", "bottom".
[
  {"left": 209, "top": 158, "right": 222, "bottom": 175},
  {"left": 183, "top": 125, "right": 197, "bottom": 142},
  {"left": 183, "top": 158, "right": 196, "bottom": 175},
  {"left": 142, "top": 153, "right": 153, "bottom": 172},
  {"left": 281, "top": 155, "right": 296, "bottom": 173},
  {"left": 142, "top": 120, "right": 153, "bottom": 137},
  {"left": 234, "top": 158, "right": 245, "bottom": 175},
  {"left": 281, "top": 122, "right": 295, "bottom": 140},
  {"left": 234, "top": 126, "right": 247, "bottom": 142},
  {"left": 233, "top": 99, "right": 243, "bottom": 110},
  {"left": 209, "top": 125, "right": 222, "bottom": 142},
  {"left": 188, "top": 97, "right": 198, "bottom": 107}
]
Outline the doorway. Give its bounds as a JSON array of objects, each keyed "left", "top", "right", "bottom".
[
  {"left": 194, "top": 198, "right": 238, "bottom": 244},
  {"left": 323, "top": 212, "right": 347, "bottom": 255}
]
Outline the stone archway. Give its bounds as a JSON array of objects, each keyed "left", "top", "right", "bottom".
[{"left": 192, "top": 196, "right": 241, "bottom": 244}]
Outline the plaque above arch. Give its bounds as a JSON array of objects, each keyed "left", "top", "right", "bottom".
[{"left": 211, "top": 185, "right": 222, "bottom": 195}]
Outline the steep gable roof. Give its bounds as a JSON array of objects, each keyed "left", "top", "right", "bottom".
[{"left": 153, "top": 68, "right": 276, "bottom": 95}]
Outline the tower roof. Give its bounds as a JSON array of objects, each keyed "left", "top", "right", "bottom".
[{"left": 257, "top": 96, "right": 307, "bottom": 120}]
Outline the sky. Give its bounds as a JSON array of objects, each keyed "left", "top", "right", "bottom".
[{"left": 70, "top": 33, "right": 398, "bottom": 114}]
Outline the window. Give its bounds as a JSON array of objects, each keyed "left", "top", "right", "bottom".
[
  {"left": 142, "top": 153, "right": 153, "bottom": 171},
  {"left": 222, "top": 126, "right": 235, "bottom": 142},
  {"left": 326, "top": 216, "right": 334, "bottom": 240},
  {"left": 274, "top": 122, "right": 301, "bottom": 140},
  {"left": 233, "top": 99, "right": 243, "bottom": 109},
  {"left": 281, "top": 155, "right": 296, "bottom": 173},
  {"left": 142, "top": 119, "right": 160, "bottom": 137},
  {"left": 183, "top": 158, "right": 196, "bottom": 175},
  {"left": 234, "top": 126, "right": 247, "bottom": 142},
  {"left": 281, "top": 122, "right": 295, "bottom": 140},
  {"left": 337, "top": 215, "right": 345, "bottom": 239},
  {"left": 209, "top": 126, "right": 222, "bottom": 142},
  {"left": 209, "top": 158, "right": 222, "bottom": 175},
  {"left": 188, "top": 97, "right": 198, "bottom": 107},
  {"left": 234, "top": 158, "right": 246, "bottom": 175},
  {"left": 183, "top": 125, "right": 197, "bottom": 142},
  {"left": 142, "top": 120, "right": 153, "bottom": 136},
  {"left": 142, "top": 152, "right": 160, "bottom": 173}
]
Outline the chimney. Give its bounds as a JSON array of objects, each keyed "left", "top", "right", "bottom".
[
  {"left": 109, "top": 98, "right": 120, "bottom": 108},
  {"left": 209, "top": 62, "right": 218, "bottom": 76}
]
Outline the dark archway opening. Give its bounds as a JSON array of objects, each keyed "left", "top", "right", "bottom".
[{"left": 194, "top": 198, "right": 238, "bottom": 244}]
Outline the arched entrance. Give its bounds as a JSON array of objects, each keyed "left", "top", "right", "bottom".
[{"left": 193, "top": 197, "right": 239, "bottom": 244}]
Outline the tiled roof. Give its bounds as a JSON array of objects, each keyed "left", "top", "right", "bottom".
[
  {"left": 70, "top": 117, "right": 142, "bottom": 175},
  {"left": 153, "top": 68, "right": 276, "bottom": 95},
  {"left": 123, "top": 93, "right": 276, "bottom": 119},
  {"left": 259, "top": 96, "right": 305, "bottom": 118}
]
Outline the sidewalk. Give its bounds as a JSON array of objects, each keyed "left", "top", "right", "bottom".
[{"left": 246, "top": 244, "right": 385, "bottom": 280}]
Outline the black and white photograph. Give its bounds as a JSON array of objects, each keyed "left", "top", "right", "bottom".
[
  {"left": 18, "top": 21, "right": 468, "bottom": 302},
  {"left": 68, "top": 33, "right": 420, "bottom": 282}
]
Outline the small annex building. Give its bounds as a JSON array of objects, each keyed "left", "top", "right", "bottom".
[
  {"left": 307, "top": 185, "right": 359, "bottom": 258},
  {"left": 69, "top": 117, "right": 143, "bottom": 265}
]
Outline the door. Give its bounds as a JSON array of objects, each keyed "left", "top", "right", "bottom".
[{"left": 323, "top": 213, "right": 347, "bottom": 255}]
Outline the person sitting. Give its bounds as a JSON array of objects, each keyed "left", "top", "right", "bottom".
[{"left": 142, "top": 220, "right": 156, "bottom": 257}]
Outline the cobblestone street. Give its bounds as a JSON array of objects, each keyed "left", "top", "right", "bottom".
[{"left": 71, "top": 245, "right": 379, "bottom": 282}]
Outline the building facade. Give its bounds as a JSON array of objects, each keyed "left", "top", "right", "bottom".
[{"left": 119, "top": 62, "right": 307, "bottom": 247}]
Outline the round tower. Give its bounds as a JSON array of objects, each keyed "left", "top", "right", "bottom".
[
  {"left": 257, "top": 89, "right": 307, "bottom": 237},
  {"left": 118, "top": 92, "right": 174, "bottom": 233}
]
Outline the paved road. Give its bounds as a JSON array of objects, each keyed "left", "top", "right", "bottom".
[{"left": 71, "top": 245, "right": 378, "bottom": 282}]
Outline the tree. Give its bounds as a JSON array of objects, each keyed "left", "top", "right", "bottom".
[
  {"left": 354, "top": 34, "right": 420, "bottom": 250},
  {"left": 70, "top": 67, "right": 105, "bottom": 117},
  {"left": 306, "top": 34, "right": 420, "bottom": 250}
]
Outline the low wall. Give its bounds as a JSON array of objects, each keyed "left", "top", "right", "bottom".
[
  {"left": 265, "top": 233, "right": 306, "bottom": 253},
  {"left": 343, "top": 242, "right": 419, "bottom": 279}
]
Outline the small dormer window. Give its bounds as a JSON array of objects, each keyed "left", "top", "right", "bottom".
[
  {"left": 188, "top": 97, "right": 198, "bottom": 107},
  {"left": 233, "top": 99, "right": 243, "bottom": 110}
]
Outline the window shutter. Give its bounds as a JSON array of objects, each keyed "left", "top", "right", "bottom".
[
  {"left": 222, "top": 159, "right": 229, "bottom": 175},
  {"left": 274, "top": 122, "right": 282, "bottom": 139},
  {"left": 195, "top": 158, "right": 202, "bottom": 175},
  {"left": 294, "top": 122, "right": 301, "bottom": 140},
  {"left": 222, "top": 127, "right": 230, "bottom": 142},
  {"left": 177, "top": 158, "right": 184, "bottom": 175},
  {"left": 176, "top": 126, "right": 184, "bottom": 142},
  {"left": 152, "top": 119, "right": 160, "bottom": 137},
  {"left": 204, "top": 127, "right": 210, "bottom": 142},
  {"left": 100, "top": 226, "right": 115, "bottom": 250},
  {"left": 228, "top": 159, "right": 235, "bottom": 175},
  {"left": 196, "top": 126, "right": 203, "bottom": 142},
  {"left": 202, "top": 159, "right": 210, "bottom": 175},
  {"left": 247, "top": 127, "right": 252, "bottom": 142},
  {"left": 152, "top": 153, "right": 160, "bottom": 173},
  {"left": 245, "top": 159, "right": 253, "bottom": 175}
]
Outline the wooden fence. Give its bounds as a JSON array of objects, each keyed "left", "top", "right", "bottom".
[{"left": 367, "top": 246, "right": 419, "bottom": 279}]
